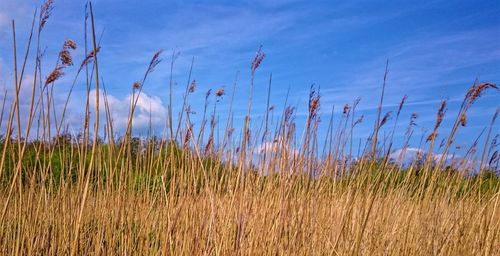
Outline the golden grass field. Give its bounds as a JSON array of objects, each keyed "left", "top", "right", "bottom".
[{"left": 0, "top": 1, "right": 499, "bottom": 255}]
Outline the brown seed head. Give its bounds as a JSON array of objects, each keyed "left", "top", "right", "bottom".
[
  {"left": 40, "top": 0, "right": 54, "bottom": 30},
  {"left": 133, "top": 81, "right": 141, "bottom": 90},
  {"left": 205, "top": 137, "right": 213, "bottom": 153},
  {"left": 215, "top": 88, "right": 225, "bottom": 97},
  {"left": 436, "top": 100, "right": 446, "bottom": 128},
  {"left": 147, "top": 50, "right": 163, "bottom": 74},
  {"left": 427, "top": 132, "right": 437, "bottom": 142},
  {"left": 251, "top": 45, "right": 266, "bottom": 74},
  {"left": 410, "top": 113, "right": 418, "bottom": 126},
  {"left": 284, "top": 106, "right": 295, "bottom": 123},
  {"left": 379, "top": 111, "right": 392, "bottom": 128},
  {"left": 309, "top": 98, "right": 320, "bottom": 114},
  {"left": 183, "top": 124, "right": 193, "bottom": 147},
  {"left": 63, "top": 39, "right": 77, "bottom": 50},
  {"left": 459, "top": 112, "right": 467, "bottom": 127},
  {"left": 343, "top": 104, "right": 350, "bottom": 115},
  {"left": 466, "top": 82, "right": 498, "bottom": 106},
  {"left": 398, "top": 95, "right": 408, "bottom": 115},
  {"left": 79, "top": 46, "right": 101, "bottom": 71},
  {"left": 188, "top": 80, "right": 196, "bottom": 93},
  {"left": 59, "top": 49, "right": 73, "bottom": 66},
  {"left": 45, "top": 66, "right": 64, "bottom": 86}
]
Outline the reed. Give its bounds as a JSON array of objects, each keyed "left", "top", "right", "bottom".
[{"left": 0, "top": 1, "right": 499, "bottom": 255}]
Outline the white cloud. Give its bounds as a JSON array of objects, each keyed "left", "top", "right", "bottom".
[
  {"left": 88, "top": 89, "right": 167, "bottom": 132},
  {"left": 389, "top": 147, "right": 475, "bottom": 171}
]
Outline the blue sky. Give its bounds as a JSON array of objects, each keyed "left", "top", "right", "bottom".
[{"left": 0, "top": 0, "right": 499, "bottom": 158}]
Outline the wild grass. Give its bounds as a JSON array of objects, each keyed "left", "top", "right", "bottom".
[{"left": 0, "top": 1, "right": 499, "bottom": 255}]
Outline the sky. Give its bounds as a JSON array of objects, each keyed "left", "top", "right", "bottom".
[{"left": 0, "top": 0, "right": 499, "bottom": 161}]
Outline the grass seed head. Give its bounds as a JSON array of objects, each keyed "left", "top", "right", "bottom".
[
  {"left": 63, "top": 39, "right": 77, "bottom": 50},
  {"left": 379, "top": 111, "right": 392, "bottom": 128},
  {"left": 459, "top": 112, "right": 467, "bottom": 127},
  {"left": 466, "top": 82, "right": 498, "bottom": 106},
  {"left": 40, "top": 0, "right": 54, "bottom": 30},
  {"left": 189, "top": 80, "right": 196, "bottom": 93},
  {"left": 215, "top": 88, "right": 225, "bottom": 97},
  {"left": 133, "top": 81, "right": 141, "bottom": 90},
  {"left": 45, "top": 66, "right": 64, "bottom": 86},
  {"left": 79, "top": 46, "right": 101, "bottom": 71},
  {"left": 251, "top": 45, "right": 266, "bottom": 74},
  {"left": 343, "top": 104, "right": 350, "bottom": 115},
  {"left": 59, "top": 49, "right": 73, "bottom": 66},
  {"left": 147, "top": 50, "right": 163, "bottom": 74}
]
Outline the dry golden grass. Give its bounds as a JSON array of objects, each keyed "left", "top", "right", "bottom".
[
  {"left": 0, "top": 1, "right": 499, "bottom": 255},
  {"left": 1, "top": 180, "right": 499, "bottom": 255}
]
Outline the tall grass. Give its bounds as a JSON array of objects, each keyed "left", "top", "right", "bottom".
[{"left": 0, "top": 1, "right": 499, "bottom": 255}]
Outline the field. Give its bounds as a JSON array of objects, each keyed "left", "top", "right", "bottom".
[{"left": 0, "top": 1, "right": 499, "bottom": 255}]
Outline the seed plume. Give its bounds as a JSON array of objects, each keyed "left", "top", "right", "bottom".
[
  {"left": 465, "top": 82, "right": 498, "bottom": 106},
  {"left": 63, "top": 39, "right": 77, "bottom": 50},
  {"left": 215, "top": 88, "right": 225, "bottom": 97},
  {"left": 379, "top": 111, "right": 392, "bottom": 128},
  {"left": 188, "top": 80, "right": 196, "bottom": 93},
  {"left": 251, "top": 45, "right": 266, "bottom": 74},
  {"left": 146, "top": 50, "right": 163, "bottom": 74},
  {"left": 45, "top": 66, "right": 64, "bottom": 86},
  {"left": 40, "top": 0, "right": 54, "bottom": 30},
  {"left": 79, "top": 46, "right": 101, "bottom": 72},
  {"left": 133, "top": 82, "right": 141, "bottom": 90}
]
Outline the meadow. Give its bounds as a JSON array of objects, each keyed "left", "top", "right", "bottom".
[{"left": 0, "top": 1, "right": 499, "bottom": 255}]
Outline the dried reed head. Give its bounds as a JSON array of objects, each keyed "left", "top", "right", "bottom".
[
  {"left": 465, "top": 82, "right": 498, "bottom": 106},
  {"left": 183, "top": 124, "right": 193, "bottom": 147},
  {"left": 58, "top": 39, "right": 77, "bottom": 66},
  {"left": 146, "top": 50, "right": 163, "bottom": 74},
  {"left": 40, "top": 0, "right": 54, "bottom": 30},
  {"left": 308, "top": 86, "right": 320, "bottom": 119},
  {"left": 205, "top": 137, "right": 213, "bottom": 153},
  {"left": 427, "top": 100, "right": 447, "bottom": 142},
  {"left": 63, "top": 39, "right": 77, "bottom": 50},
  {"left": 133, "top": 82, "right": 141, "bottom": 90},
  {"left": 59, "top": 50, "right": 73, "bottom": 66},
  {"left": 188, "top": 80, "right": 196, "bottom": 93},
  {"left": 459, "top": 112, "right": 467, "bottom": 127},
  {"left": 284, "top": 106, "right": 295, "bottom": 124},
  {"left": 343, "top": 104, "right": 350, "bottom": 115},
  {"left": 251, "top": 45, "right": 265, "bottom": 74},
  {"left": 427, "top": 132, "right": 437, "bottom": 142},
  {"left": 406, "top": 113, "right": 418, "bottom": 137},
  {"left": 410, "top": 113, "right": 418, "bottom": 126},
  {"left": 379, "top": 111, "right": 392, "bottom": 128},
  {"left": 353, "top": 115, "right": 364, "bottom": 127},
  {"left": 215, "top": 88, "right": 225, "bottom": 97},
  {"left": 397, "top": 95, "right": 408, "bottom": 115},
  {"left": 45, "top": 66, "right": 64, "bottom": 86},
  {"left": 79, "top": 46, "right": 101, "bottom": 71},
  {"left": 436, "top": 100, "right": 446, "bottom": 128}
]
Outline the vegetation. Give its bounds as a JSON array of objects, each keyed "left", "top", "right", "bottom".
[{"left": 0, "top": 1, "right": 499, "bottom": 255}]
